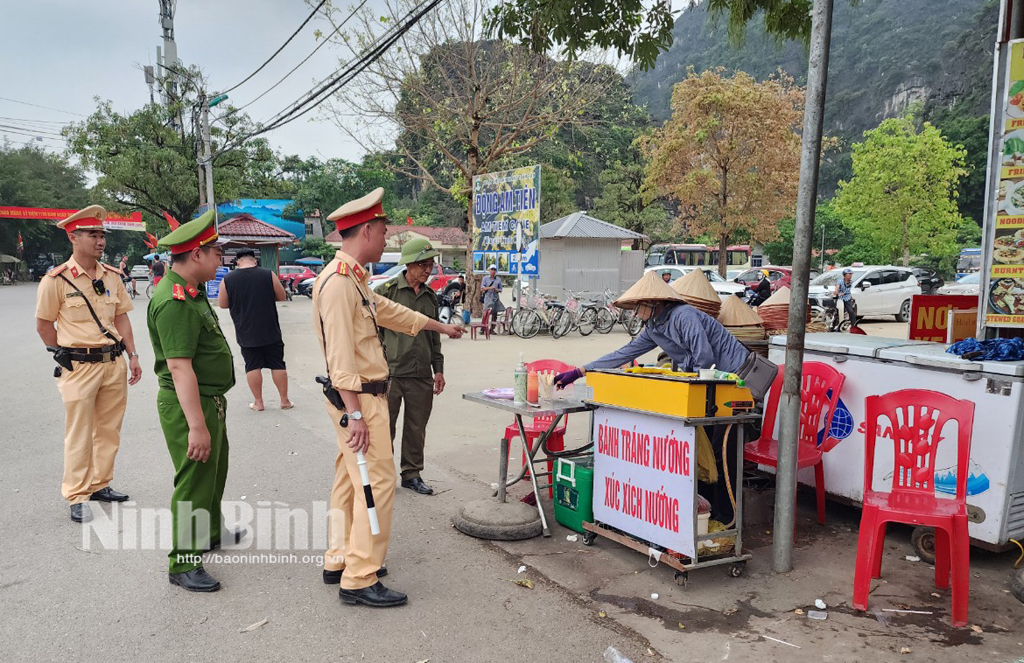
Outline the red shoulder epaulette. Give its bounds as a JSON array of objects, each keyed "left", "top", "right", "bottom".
[
  {"left": 172, "top": 283, "right": 186, "bottom": 301},
  {"left": 47, "top": 264, "right": 68, "bottom": 277},
  {"left": 336, "top": 262, "right": 349, "bottom": 276}
]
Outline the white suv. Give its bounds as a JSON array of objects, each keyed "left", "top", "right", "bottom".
[{"left": 808, "top": 266, "right": 922, "bottom": 322}]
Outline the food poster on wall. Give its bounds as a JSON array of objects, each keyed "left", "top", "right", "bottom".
[
  {"left": 990, "top": 39, "right": 1024, "bottom": 326},
  {"left": 471, "top": 165, "right": 540, "bottom": 276}
]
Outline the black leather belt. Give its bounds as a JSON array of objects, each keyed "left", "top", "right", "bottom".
[
  {"left": 63, "top": 344, "right": 123, "bottom": 363},
  {"left": 361, "top": 381, "right": 389, "bottom": 395}
]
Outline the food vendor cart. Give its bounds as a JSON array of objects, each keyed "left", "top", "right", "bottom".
[
  {"left": 768, "top": 333, "right": 1024, "bottom": 557},
  {"left": 580, "top": 368, "right": 760, "bottom": 585}
]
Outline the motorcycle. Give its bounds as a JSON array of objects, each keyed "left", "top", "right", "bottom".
[
  {"left": 437, "top": 291, "right": 460, "bottom": 325},
  {"left": 297, "top": 276, "right": 316, "bottom": 298},
  {"left": 743, "top": 287, "right": 769, "bottom": 307},
  {"left": 278, "top": 275, "right": 294, "bottom": 301},
  {"left": 822, "top": 296, "right": 853, "bottom": 333}
]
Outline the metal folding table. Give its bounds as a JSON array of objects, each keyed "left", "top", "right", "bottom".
[{"left": 461, "top": 392, "right": 595, "bottom": 537}]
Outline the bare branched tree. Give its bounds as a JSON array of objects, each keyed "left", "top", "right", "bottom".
[{"left": 317, "top": 0, "right": 617, "bottom": 306}]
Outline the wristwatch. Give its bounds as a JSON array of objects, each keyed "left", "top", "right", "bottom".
[
  {"left": 340, "top": 410, "right": 363, "bottom": 428},
  {"left": 128, "top": 351, "right": 139, "bottom": 359}
]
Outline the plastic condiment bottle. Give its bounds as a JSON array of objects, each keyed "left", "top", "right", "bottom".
[
  {"left": 527, "top": 368, "right": 539, "bottom": 404},
  {"left": 514, "top": 354, "right": 528, "bottom": 404}
]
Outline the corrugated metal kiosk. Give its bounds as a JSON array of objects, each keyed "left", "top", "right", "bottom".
[{"left": 537, "top": 212, "right": 647, "bottom": 298}]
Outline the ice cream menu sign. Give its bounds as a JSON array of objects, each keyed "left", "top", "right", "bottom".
[{"left": 990, "top": 40, "right": 1024, "bottom": 326}]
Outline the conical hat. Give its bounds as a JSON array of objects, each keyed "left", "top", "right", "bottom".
[
  {"left": 671, "top": 268, "right": 719, "bottom": 303},
  {"left": 762, "top": 286, "right": 791, "bottom": 308},
  {"left": 614, "top": 272, "right": 687, "bottom": 310},
  {"left": 718, "top": 295, "right": 764, "bottom": 327}
]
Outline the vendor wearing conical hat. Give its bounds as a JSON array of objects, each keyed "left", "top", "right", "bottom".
[
  {"left": 554, "top": 271, "right": 776, "bottom": 401},
  {"left": 554, "top": 270, "right": 778, "bottom": 525}
]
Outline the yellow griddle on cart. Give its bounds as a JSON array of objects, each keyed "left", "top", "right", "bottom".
[{"left": 586, "top": 367, "right": 755, "bottom": 419}]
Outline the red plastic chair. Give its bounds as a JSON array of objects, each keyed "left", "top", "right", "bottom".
[
  {"left": 503, "top": 359, "right": 573, "bottom": 497},
  {"left": 744, "top": 361, "right": 846, "bottom": 526},
  {"left": 470, "top": 308, "right": 492, "bottom": 340},
  {"left": 494, "top": 308, "right": 513, "bottom": 336},
  {"left": 852, "top": 390, "right": 975, "bottom": 627}
]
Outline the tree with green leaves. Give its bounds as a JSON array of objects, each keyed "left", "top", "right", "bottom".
[
  {"left": 285, "top": 157, "right": 396, "bottom": 234},
  {"left": 833, "top": 116, "right": 967, "bottom": 267},
  {"left": 66, "top": 66, "right": 286, "bottom": 232},
  {"left": 592, "top": 156, "right": 669, "bottom": 240},
  {"left": 763, "top": 202, "right": 851, "bottom": 267},
  {"left": 0, "top": 142, "right": 88, "bottom": 259}
]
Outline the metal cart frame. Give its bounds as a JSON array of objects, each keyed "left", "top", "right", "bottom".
[{"left": 580, "top": 405, "right": 761, "bottom": 585}]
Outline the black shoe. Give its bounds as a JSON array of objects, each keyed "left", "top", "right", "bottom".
[
  {"left": 169, "top": 568, "right": 221, "bottom": 593},
  {"left": 323, "top": 566, "right": 387, "bottom": 584},
  {"left": 70, "top": 503, "right": 93, "bottom": 523},
  {"left": 90, "top": 487, "right": 130, "bottom": 502},
  {"left": 338, "top": 581, "right": 407, "bottom": 607},
  {"left": 206, "top": 528, "right": 248, "bottom": 552},
  {"left": 401, "top": 477, "right": 434, "bottom": 495}
]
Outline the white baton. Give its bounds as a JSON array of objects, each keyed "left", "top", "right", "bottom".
[{"left": 356, "top": 451, "right": 380, "bottom": 536}]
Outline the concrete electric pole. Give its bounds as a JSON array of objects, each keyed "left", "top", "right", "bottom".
[
  {"left": 201, "top": 93, "right": 228, "bottom": 228},
  {"left": 157, "top": 0, "right": 179, "bottom": 131}
]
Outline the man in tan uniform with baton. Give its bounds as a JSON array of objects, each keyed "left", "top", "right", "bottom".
[
  {"left": 35, "top": 205, "right": 143, "bottom": 523},
  {"left": 313, "top": 188, "right": 463, "bottom": 608}
]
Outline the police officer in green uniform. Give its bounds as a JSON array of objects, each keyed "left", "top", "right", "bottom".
[
  {"left": 147, "top": 210, "right": 240, "bottom": 592},
  {"left": 377, "top": 238, "right": 446, "bottom": 495}
]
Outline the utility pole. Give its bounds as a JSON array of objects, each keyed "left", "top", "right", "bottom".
[
  {"left": 157, "top": 0, "right": 179, "bottom": 132},
  {"left": 201, "top": 93, "right": 229, "bottom": 228},
  {"left": 773, "top": 0, "right": 835, "bottom": 574}
]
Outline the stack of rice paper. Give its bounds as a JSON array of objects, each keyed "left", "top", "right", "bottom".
[
  {"left": 718, "top": 294, "right": 765, "bottom": 342},
  {"left": 671, "top": 269, "right": 721, "bottom": 318}
]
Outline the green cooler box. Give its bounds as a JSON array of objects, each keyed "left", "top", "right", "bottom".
[{"left": 554, "top": 457, "right": 594, "bottom": 533}]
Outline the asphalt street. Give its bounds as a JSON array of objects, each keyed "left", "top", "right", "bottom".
[{"left": 0, "top": 282, "right": 648, "bottom": 663}]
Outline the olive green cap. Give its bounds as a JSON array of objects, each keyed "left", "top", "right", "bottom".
[
  {"left": 158, "top": 209, "right": 226, "bottom": 254},
  {"left": 399, "top": 237, "right": 439, "bottom": 265}
]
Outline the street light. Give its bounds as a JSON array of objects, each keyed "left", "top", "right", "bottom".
[{"left": 202, "top": 93, "right": 227, "bottom": 226}]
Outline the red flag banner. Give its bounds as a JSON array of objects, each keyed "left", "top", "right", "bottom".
[
  {"left": 163, "top": 211, "right": 181, "bottom": 230},
  {"left": 0, "top": 206, "right": 144, "bottom": 230},
  {"left": 16, "top": 232, "right": 24, "bottom": 254}
]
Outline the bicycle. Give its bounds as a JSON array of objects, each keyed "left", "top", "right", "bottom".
[
  {"left": 599, "top": 288, "right": 643, "bottom": 336},
  {"left": 553, "top": 290, "right": 607, "bottom": 337},
  {"left": 511, "top": 294, "right": 564, "bottom": 339},
  {"left": 145, "top": 281, "right": 155, "bottom": 298}
]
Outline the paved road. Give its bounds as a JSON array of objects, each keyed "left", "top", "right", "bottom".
[{"left": 0, "top": 283, "right": 648, "bottom": 663}]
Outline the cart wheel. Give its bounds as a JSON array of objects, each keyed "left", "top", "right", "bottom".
[
  {"left": 911, "top": 527, "right": 937, "bottom": 564},
  {"left": 674, "top": 571, "right": 688, "bottom": 587},
  {"left": 727, "top": 561, "right": 746, "bottom": 578},
  {"left": 582, "top": 531, "right": 597, "bottom": 546}
]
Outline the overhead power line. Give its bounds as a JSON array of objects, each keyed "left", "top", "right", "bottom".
[
  {"left": 0, "top": 96, "right": 87, "bottom": 117},
  {"left": 0, "top": 127, "right": 67, "bottom": 143},
  {"left": 221, "top": 0, "right": 370, "bottom": 119},
  {"left": 0, "top": 116, "right": 71, "bottom": 125},
  {"left": 221, "top": 0, "right": 328, "bottom": 95},
  {"left": 249, "top": 0, "right": 444, "bottom": 140},
  {"left": 0, "top": 123, "right": 65, "bottom": 138}
]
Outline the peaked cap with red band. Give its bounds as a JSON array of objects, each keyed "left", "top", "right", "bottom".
[
  {"left": 158, "top": 209, "right": 225, "bottom": 254},
  {"left": 327, "top": 187, "right": 388, "bottom": 232},
  {"left": 56, "top": 205, "right": 107, "bottom": 234}
]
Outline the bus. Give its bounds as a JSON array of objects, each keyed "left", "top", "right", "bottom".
[
  {"left": 645, "top": 243, "right": 752, "bottom": 269},
  {"left": 956, "top": 248, "right": 982, "bottom": 279}
]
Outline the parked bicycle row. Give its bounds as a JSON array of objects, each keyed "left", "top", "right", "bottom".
[{"left": 510, "top": 289, "right": 642, "bottom": 339}]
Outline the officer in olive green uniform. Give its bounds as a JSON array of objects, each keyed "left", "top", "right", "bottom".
[
  {"left": 377, "top": 238, "right": 445, "bottom": 495},
  {"left": 147, "top": 210, "right": 237, "bottom": 593}
]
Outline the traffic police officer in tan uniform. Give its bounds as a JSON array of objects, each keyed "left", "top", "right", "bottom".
[
  {"left": 313, "top": 188, "right": 463, "bottom": 608},
  {"left": 35, "top": 205, "right": 143, "bottom": 523}
]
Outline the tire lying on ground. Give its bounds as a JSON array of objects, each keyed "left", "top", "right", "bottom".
[{"left": 1012, "top": 568, "right": 1024, "bottom": 605}]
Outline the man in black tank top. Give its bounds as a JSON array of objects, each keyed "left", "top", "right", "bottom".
[{"left": 218, "top": 249, "right": 293, "bottom": 410}]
